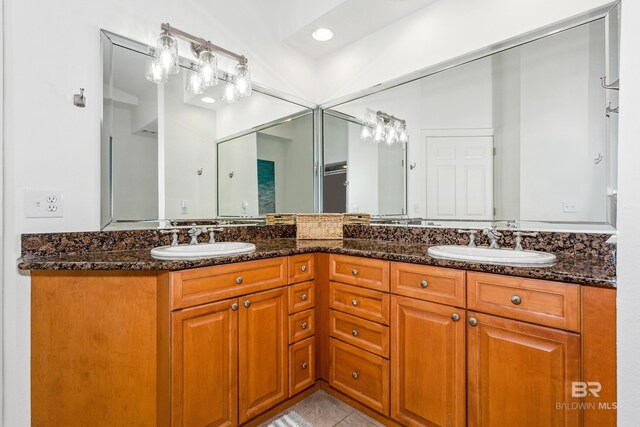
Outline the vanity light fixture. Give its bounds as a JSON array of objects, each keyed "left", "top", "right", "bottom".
[
  {"left": 145, "top": 23, "right": 252, "bottom": 103},
  {"left": 312, "top": 28, "right": 334, "bottom": 42},
  {"left": 362, "top": 111, "right": 408, "bottom": 145}
]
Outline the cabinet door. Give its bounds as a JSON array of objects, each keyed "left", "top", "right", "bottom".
[
  {"left": 391, "top": 296, "right": 466, "bottom": 427},
  {"left": 239, "top": 287, "right": 288, "bottom": 423},
  {"left": 467, "top": 312, "right": 580, "bottom": 427},
  {"left": 171, "top": 298, "right": 238, "bottom": 427}
]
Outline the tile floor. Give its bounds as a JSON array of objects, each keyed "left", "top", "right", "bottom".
[{"left": 259, "top": 390, "right": 386, "bottom": 427}]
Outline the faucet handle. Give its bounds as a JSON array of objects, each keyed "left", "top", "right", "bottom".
[
  {"left": 457, "top": 229, "right": 477, "bottom": 247},
  {"left": 204, "top": 227, "right": 224, "bottom": 244},
  {"left": 513, "top": 231, "right": 538, "bottom": 251},
  {"left": 160, "top": 229, "right": 180, "bottom": 247}
]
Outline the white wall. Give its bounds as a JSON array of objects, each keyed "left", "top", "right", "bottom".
[
  {"left": 217, "top": 134, "right": 259, "bottom": 216},
  {"left": 616, "top": 0, "right": 640, "bottom": 424},
  {"left": 347, "top": 121, "right": 378, "bottom": 213},
  {"left": 256, "top": 134, "right": 287, "bottom": 212},
  {"left": 164, "top": 76, "right": 216, "bottom": 219},
  {"left": 111, "top": 107, "right": 159, "bottom": 220}
]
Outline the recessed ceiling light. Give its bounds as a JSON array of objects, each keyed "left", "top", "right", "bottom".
[
  {"left": 312, "top": 28, "right": 334, "bottom": 42},
  {"left": 201, "top": 97, "right": 216, "bottom": 104}
]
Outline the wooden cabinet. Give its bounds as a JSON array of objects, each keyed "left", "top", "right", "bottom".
[
  {"left": 391, "top": 262, "right": 465, "bottom": 307},
  {"left": 239, "top": 288, "right": 289, "bottom": 423},
  {"left": 289, "top": 337, "right": 316, "bottom": 397},
  {"left": 329, "top": 254, "right": 390, "bottom": 291},
  {"left": 329, "top": 282, "right": 390, "bottom": 324},
  {"left": 467, "top": 312, "right": 581, "bottom": 427},
  {"left": 289, "top": 254, "right": 315, "bottom": 284},
  {"left": 288, "top": 280, "right": 315, "bottom": 313},
  {"left": 288, "top": 308, "right": 315, "bottom": 344},
  {"left": 330, "top": 310, "right": 390, "bottom": 358},
  {"left": 171, "top": 299, "right": 238, "bottom": 427},
  {"left": 391, "top": 296, "right": 466, "bottom": 427}
]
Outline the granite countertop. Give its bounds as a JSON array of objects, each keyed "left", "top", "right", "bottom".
[{"left": 18, "top": 238, "right": 616, "bottom": 288}]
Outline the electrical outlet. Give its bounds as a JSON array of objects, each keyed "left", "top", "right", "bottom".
[
  {"left": 563, "top": 201, "right": 578, "bottom": 213},
  {"left": 26, "top": 190, "right": 64, "bottom": 218}
]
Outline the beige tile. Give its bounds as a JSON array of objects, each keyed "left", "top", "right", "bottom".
[
  {"left": 289, "top": 390, "right": 354, "bottom": 427},
  {"left": 350, "top": 411, "right": 386, "bottom": 427},
  {"left": 333, "top": 412, "right": 381, "bottom": 427}
]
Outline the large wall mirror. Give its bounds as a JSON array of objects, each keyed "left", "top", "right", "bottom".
[
  {"left": 324, "top": 6, "right": 619, "bottom": 230},
  {"left": 101, "top": 31, "right": 316, "bottom": 229}
]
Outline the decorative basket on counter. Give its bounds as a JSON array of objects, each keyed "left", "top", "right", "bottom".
[
  {"left": 296, "top": 214, "right": 344, "bottom": 240},
  {"left": 343, "top": 213, "right": 371, "bottom": 225},
  {"left": 266, "top": 213, "right": 296, "bottom": 225}
]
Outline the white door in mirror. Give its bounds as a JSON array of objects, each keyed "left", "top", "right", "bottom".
[
  {"left": 427, "top": 245, "right": 556, "bottom": 266},
  {"left": 150, "top": 242, "right": 256, "bottom": 260}
]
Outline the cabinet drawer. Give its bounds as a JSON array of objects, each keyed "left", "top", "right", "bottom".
[
  {"left": 170, "top": 258, "right": 287, "bottom": 309},
  {"left": 288, "top": 254, "right": 315, "bottom": 284},
  {"left": 288, "top": 281, "right": 315, "bottom": 314},
  {"left": 467, "top": 272, "right": 580, "bottom": 332},
  {"left": 330, "top": 339, "right": 389, "bottom": 415},
  {"left": 288, "top": 309, "right": 315, "bottom": 344},
  {"left": 330, "top": 310, "right": 390, "bottom": 358},
  {"left": 289, "top": 337, "right": 315, "bottom": 397},
  {"left": 329, "top": 255, "right": 389, "bottom": 291},
  {"left": 391, "top": 262, "right": 465, "bottom": 307},
  {"left": 330, "top": 282, "right": 390, "bottom": 325}
]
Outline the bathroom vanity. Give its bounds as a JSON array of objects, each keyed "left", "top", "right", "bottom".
[{"left": 23, "top": 231, "right": 616, "bottom": 427}]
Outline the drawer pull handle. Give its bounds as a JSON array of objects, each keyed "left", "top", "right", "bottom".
[
  {"left": 352, "top": 329, "right": 359, "bottom": 337},
  {"left": 301, "top": 362, "right": 308, "bottom": 369},
  {"left": 235, "top": 276, "right": 243, "bottom": 285},
  {"left": 231, "top": 303, "right": 239, "bottom": 311},
  {"left": 511, "top": 295, "right": 522, "bottom": 305},
  {"left": 301, "top": 294, "right": 308, "bottom": 301},
  {"left": 352, "top": 268, "right": 359, "bottom": 276},
  {"left": 469, "top": 317, "right": 478, "bottom": 326},
  {"left": 301, "top": 265, "right": 307, "bottom": 272},
  {"left": 451, "top": 313, "right": 460, "bottom": 322},
  {"left": 420, "top": 280, "right": 428, "bottom": 288},
  {"left": 352, "top": 371, "right": 359, "bottom": 380},
  {"left": 352, "top": 298, "right": 359, "bottom": 306},
  {"left": 301, "top": 322, "right": 308, "bottom": 330},
  {"left": 244, "top": 300, "right": 251, "bottom": 308}
]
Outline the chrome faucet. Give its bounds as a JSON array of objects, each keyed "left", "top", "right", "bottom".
[
  {"left": 205, "top": 227, "right": 224, "bottom": 243},
  {"left": 187, "top": 225, "right": 205, "bottom": 245},
  {"left": 513, "top": 231, "right": 538, "bottom": 251},
  {"left": 483, "top": 226, "right": 503, "bottom": 249},
  {"left": 457, "top": 229, "right": 477, "bottom": 247},
  {"left": 160, "top": 229, "right": 180, "bottom": 246}
]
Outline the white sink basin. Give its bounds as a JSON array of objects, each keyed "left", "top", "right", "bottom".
[
  {"left": 427, "top": 245, "right": 556, "bottom": 266},
  {"left": 151, "top": 242, "right": 256, "bottom": 260}
]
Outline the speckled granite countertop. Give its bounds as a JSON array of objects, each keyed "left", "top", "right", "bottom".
[{"left": 18, "top": 238, "right": 616, "bottom": 288}]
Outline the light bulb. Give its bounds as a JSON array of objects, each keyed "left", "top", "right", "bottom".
[
  {"left": 398, "top": 123, "right": 409, "bottom": 144},
  {"left": 198, "top": 50, "right": 218, "bottom": 87},
  {"left": 234, "top": 62, "right": 252, "bottom": 97},
  {"left": 221, "top": 77, "right": 239, "bottom": 103},
  {"left": 186, "top": 65, "right": 205, "bottom": 95},
  {"left": 385, "top": 121, "right": 399, "bottom": 145},
  {"left": 360, "top": 125, "right": 373, "bottom": 140},
  {"left": 373, "top": 119, "right": 386, "bottom": 143},
  {"left": 145, "top": 54, "right": 168, "bottom": 84},
  {"left": 156, "top": 33, "right": 179, "bottom": 75}
]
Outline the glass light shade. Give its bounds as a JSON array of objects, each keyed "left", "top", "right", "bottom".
[
  {"left": 157, "top": 33, "right": 179, "bottom": 75},
  {"left": 198, "top": 50, "right": 218, "bottom": 87},
  {"left": 221, "top": 77, "right": 239, "bottom": 103},
  {"left": 186, "top": 66, "right": 206, "bottom": 95},
  {"left": 234, "top": 62, "right": 252, "bottom": 97},
  {"left": 385, "top": 121, "right": 399, "bottom": 145},
  {"left": 373, "top": 119, "right": 386, "bottom": 143},
  {"left": 360, "top": 124, "right": 373, "bottom": 140},
  {"left": 398, "top": 124, "right": 409, "bottom": 143},
  {"left": 145, "top": 57, "right": 168, "bottom": 84}
]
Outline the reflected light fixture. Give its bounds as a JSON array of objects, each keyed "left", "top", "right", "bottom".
[
  {"left": 361, "top": 111, "right": 408, "bottom": 146},
  {"left": 312, "top": 28, "right": 334, "bottom": 41},
  {"left": 201, "top": 97, "right": 216, "bottom": 104},
  {"left": 145, "top": 23, "right": 252, "bottom": 104}
]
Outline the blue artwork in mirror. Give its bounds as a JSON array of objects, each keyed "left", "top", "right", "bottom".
[{"left": 257, "top": 159, "right": 276, "bottom": 214}]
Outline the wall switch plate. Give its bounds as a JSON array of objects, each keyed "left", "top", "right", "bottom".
[
  {"left": 563, "top": 201, "right": 578, "bottom": 213},
  {"left": 26, "top": 190, "right": 64, "bottom": 218}
]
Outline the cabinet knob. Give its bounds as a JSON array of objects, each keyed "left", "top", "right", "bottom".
[
  {"left": 352, "top": 298, "right": 358, "bottom": 306},
  {"left": 231, "top": 303, "right": 239, "bottom": 311},
  {"left": 352, "top": 329, "right": 359, "bottom": 337},
  {"left": 301, "top": 322, "right": 308, "bottom": 330},
  {"left": 300, "top": 265, "right": 307, "bottom": 272},
  {"left": 352, "top": 371, "right": 359, "bottom": 380},
  {"left": 451, "top": 313, "right": 460, "bottom": 322},
  {"left": 301, "top": 362, "right": 308, "bottom": 370},
  {"left": 420, "top": 280, "right": 428, "bottom": 288},
  {"left": 511, "top": 295, "right": 522, "bottom": 305},
  {"left": 235, "top": 276, "right": 243, "bottom": 285},
  {"left": 352, "top": 268, "right": 359, "bottom": 276},
  {"left": 469, "top": 317, "right": 478, "bottom": 326},
  {"left": 244, "top": 300, "right": 251, "bottom": 308},
  {"left": 301, "top": 294, "right": 308, "bottom": 301}
]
